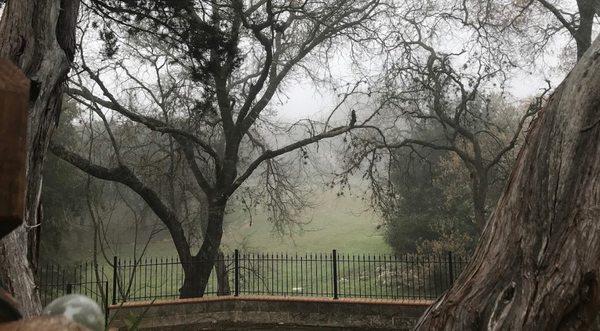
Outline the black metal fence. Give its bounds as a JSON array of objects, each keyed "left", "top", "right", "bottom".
[
  {"left": 38, "top": 250, "right": 467, "bottom": 308},
  {"left": 37, "top": 262, "right": 110, "bottom": 317}
]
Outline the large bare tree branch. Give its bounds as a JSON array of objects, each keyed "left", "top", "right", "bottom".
[
  {"left": 49, "top": 142, "right": 193, "bottom": 262},
  {"left": 537, "top": 0, "right": 577, "bottom": 36},
  {"left": 67, "top": 86, "right": 221, "bottom": 166},
  {"left": 230, "top": 125, "right": 355, "bottom": 194}
]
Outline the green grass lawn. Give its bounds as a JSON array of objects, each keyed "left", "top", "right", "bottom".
[
  {"left": 44, "top": 187, "right": 389, "bottom": 285},
  {"left": 40, "top": 250, "right": 453, "bottom": 308},
  {"left": 38, "top": 190, "right": 437, "bottom": 306},
  {"left": 138, "top": 188, "right": 390, "bottom": 257},
  {"left": 221, "top": 189, "right": 389, "bottom": 254}
]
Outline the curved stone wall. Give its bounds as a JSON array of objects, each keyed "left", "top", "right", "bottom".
[{"left": 108, "top": 296, "right": 431, "bottom": 330}]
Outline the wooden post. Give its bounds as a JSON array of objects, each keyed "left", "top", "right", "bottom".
[{"left": 0, "top": 59, "right": 30, "bottom": 239}]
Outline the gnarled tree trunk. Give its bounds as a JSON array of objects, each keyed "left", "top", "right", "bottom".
[
  {"left": 0, "top": 0, "right": 80, "bottom": 316},
  {"left": 416, "top": 36, "right": 600, "bottom": 330},
  {"left": 179, "top": 200, "right": 226, "bottom": 298}
]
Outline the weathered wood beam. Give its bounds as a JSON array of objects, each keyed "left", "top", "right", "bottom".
[{"left": 0, "top": 59, "right": 29, "bottom": 239}]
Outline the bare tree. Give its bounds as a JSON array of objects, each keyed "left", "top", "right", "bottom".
[
  {"left": 51, "top": 0, "right": 384, "bottom": 297},
  {"left": 434, "top": 0, "right": 599, "bottom": 63},
  {"left": 416, "top": 33, "right": 600, "bottom": 331},
  {"left": 520, "top": 0, "right": 598, "bottom": 60},
  {"left": 342, "top": 15, "right": 544, "bottom": 229},
  {"left": 0, "top": 0, "right": 80, "bottom": 316}
]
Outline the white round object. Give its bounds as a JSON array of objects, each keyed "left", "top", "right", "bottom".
[{"left": 42, "top": 294, "right": 104, "bottom": 331}]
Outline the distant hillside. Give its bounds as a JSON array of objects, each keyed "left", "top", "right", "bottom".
[
  {"left": 221, "top": 188, "right": 389, "bottom": 253},
  {"left": 139, "top": 187, "right": 389, "bottom": 257}
]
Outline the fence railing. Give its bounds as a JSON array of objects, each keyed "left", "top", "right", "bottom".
[
  {"left": 38, "top": 250, "right": 467, "bottom": 309},
  {"left": 37, "top": 262, "right": 110, "bottom": 327}
]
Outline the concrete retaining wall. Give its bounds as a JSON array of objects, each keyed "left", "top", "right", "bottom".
[{"left": 108, "top": 296, "right": 431, "bottom": 330}]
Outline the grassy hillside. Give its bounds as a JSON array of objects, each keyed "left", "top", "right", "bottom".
[
  {"left": 221, "top": 189, "right": 389, "bottom": 253},
  {"left": 138, "top": 189, "right": 390, "bottom": 257}
]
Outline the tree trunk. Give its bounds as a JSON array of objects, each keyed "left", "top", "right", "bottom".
[
  {"left": 216, "top": 251, "right": 231, "bottom": 296},
  {"left": 179, "top": 200, "right": 226, "bottom": 298},
  {"left": 416, "top": 37, "right": 600, "bottom": 330},
  {"left": 0, "top": 0, "right": 80, "bottom": 316},
  {"left": 471, "top": 169, "right": 489, "bottom": 230},
  {"left": 575, "top": 0, "right": 595, "bottom": 60}
]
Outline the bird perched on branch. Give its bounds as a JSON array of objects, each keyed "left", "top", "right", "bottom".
[{"left": 349, "top": 109, "right": 356, "bottom": 127}]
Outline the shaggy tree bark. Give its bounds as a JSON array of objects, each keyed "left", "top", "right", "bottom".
[
  {"left": 0, "top": 0, "right": 80, "bottom": 316},
  {"left": 416, "top": 36, "right": 600, "bottom": 330}
]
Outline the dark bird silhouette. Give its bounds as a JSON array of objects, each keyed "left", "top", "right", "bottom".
[{"left": 349, "top": 109, "right": 356, "bottom": 127}]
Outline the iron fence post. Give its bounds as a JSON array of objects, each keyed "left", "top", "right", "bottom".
[
  {"left": 234, "top": 249, "right": 240, "bottom": 297},
  {"left": 448, "top": 251, "right": 454, "bottom": 285},
  {"left": 332, "top": 249, "right": 338, "bottom": 299},
  {"left": 66, "top": 283, "right": 72, "bottom": 294},
  {"left": 104, "top": 281, "right": 109, "bottom": 327},
  {"left": 112, "top": 256, "right": 117, "bottom": 305}
]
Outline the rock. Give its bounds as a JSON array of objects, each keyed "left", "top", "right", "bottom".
[{"left": 42, "top": 294, "right": 104, "bottom": 331}]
